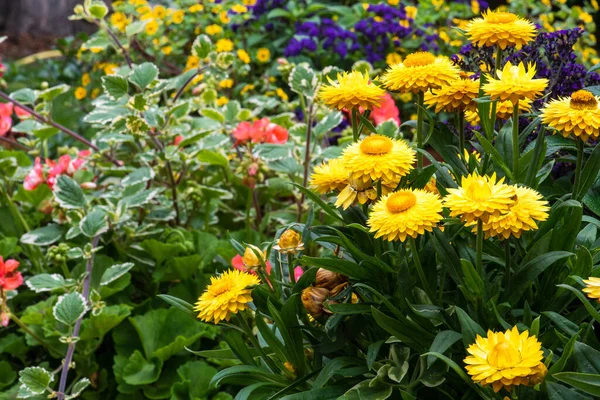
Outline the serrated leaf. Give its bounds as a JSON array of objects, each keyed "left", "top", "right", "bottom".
[
  {"left": 38, "top": 84, "right": 69, "bottom": 102},
  {"left": 21, "top": 224, "right": 63, "bottom": 246},
  {"left": 125, "top": 20, "right": 145, "bottom": 37},
  {"left": 119, "top": 188, "right": 160, "bottom": 208},
  {"left": 192, "top": 35, "right": 212, "bottom": 58},
  {"left": 128, "top": 94, "right": 148, "bottom": 111},
  {"left": 26, "top": 274, "right": 68, "bottom": 293},
  {"left": 80, "top": 209, "right": 108, "bottom": 237},
  {"left": 18, "top": 367, "right": 53, "bottom": 395},
  {"left": 129, "top": 63, "right": 159, "bottom": 90},
  {"left": 69, "top": 377, "right": 91, "bottom": 398},
  {"left": 101, "top": 263, "right": 134, "bottom": 286},
  {"left": 122, "top": 167, "right": 155, "bottom": 186},
  {"left": 289, "top": 64, "right": 317, "bottom": 99},
  {"left": 54, "top": 175, "right": 87, "bottom": 209},
  {"left": 10, "top": 88, "right": 37, "bottom": 104},
  {"left": 53, "top": 292, "right": 87, "bottom": 325},
  {"left": 201, "top": 108, "right": 225, "bottom": 123},
  {"left": 102, "top": 75, "right": 129, "bottom": 100}
]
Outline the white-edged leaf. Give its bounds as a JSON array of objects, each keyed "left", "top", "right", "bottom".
[
  {"left": 122, "top": 167, "right": 155, "bottom": 187},
  {"left": 129, "top": 63, "right": 158, "bottom": 90},
  {"left": 53, "top": 292, "right": 87, "bottom": 325},
  {"left": 67, "top": 247, "right": 84, "bottom": 259},
  {"left": 289, "top": 63, "right": 318, "bottom": 99},
  {"left": 18, "top": 367, "right": 53, "bottom": 395},
  {"left": 54, "top": 175, "right": 86, "bottom": 209},
  {"left": 119, "top": 188, "right": 160, "bottom": 208},
  {"left": 69, "top": 377, "right": 91, "bottom": 398},
  {"left": 80, "top": 209, "right": 108, "bottom": 238},
  {"left": 102, "top": 75, "right": 129, "bottom": 100},
  {"left": 21, "top": 224, "right": 63, "bottom": 246},
  {"left": 100, "top": 263, "right": 134, "bottom": 285},
  {"left": 26, "top": 274, "right": 67, "bottom": 293},
  {"left": 313, "top": 111, "right": 342, "bottom": 137}
]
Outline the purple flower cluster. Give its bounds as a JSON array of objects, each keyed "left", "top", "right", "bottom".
[
  {"left": 250, "top": 0, "right": 287, "bottom": 18},
  {"left": 284, "top": 20, "right": 358, "bottom": 59}
]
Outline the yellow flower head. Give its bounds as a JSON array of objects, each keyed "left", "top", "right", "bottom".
[
  {"left": 219, "top": 79, "right": 234, "bottom": 89},
  {"left": 237, "top": 49, "right": 251, "bottom": 64},
  {"left": 464, "top": 326, "right": 547, "bottom": 393},
  {"left": 465, "top": 10, "right": 537, "bottom": 50},
  {"left": 319, "top": 71, "right": 386, "bottom": 110},
  {"left": 161, "top": 45, "right": 173, "bottom": 55},
  {"left": 170, "top": 10, "right": 185, "bottom": 24},
  {"left": 444, "top": 172, "right": 515, "bottom": 224},
  {"left": 381, "top": 52, "right": 460, "bottom": 94},
  {"left": 482, "top": 186, "right": 549, "bottom": 239},
  {"left": 368, "top": 189, "right": 443, "bottom": 242},
  {"left": 110, "top": 12, "right": 129, "bottom": 32},
  {"left": 540, "top": 90, "right": 600, "bottom": 141},
  {"left": 216, "top": 96, "right": 229, "bottom": 106},
  {"left": 424, "top": 75, "right": 480, "bottom": 112},
  {"left": 220, "top": 11, "right": 230, "bottom": 23},
  {"left": 145, "top": 20, "right": 159, "bottom": 35},
  {"left": 185, "top": 55, "right": 200, "bottom": 71},
  {"left": 189, "top": 4, "right": 204, "bottom": 13},
  {"left": 583, "top": 277, "right": 600, "bottom": 301},
  {"left": 153, "top": 5, "right": 166, "bottom": 19},
  {"left": 335, "top": 176, "right": 398, "bottom": 210},
  {"left": 466, "top": 98, "right": 532, "bottom": 125},
  {"left": 194, "top": 269, "right": 260, "bottom": 324},
  {"left": 231, "top": 4, "right": 248, "bottom": 13},
  {"left": 276, "top": 88, "right": 288, "bottom": 101},
  {"left": 81, "top": 73, "right": 91, "bottom": 87},
  {"left": 425, "top": 176, "right": 439, "bottom": 195},
  {"left": 241, "top": 245, "right": 267, "bottom": 269},
  {"left": 386, "top": 53, "right": 402, "bottom": 65},
  {"left": 257, "top": 48, "right": 271, "bottom": 63},
  {"left": 216, "top": 38, "right": 234, "bottom": 53},
  {"left": 310, "top": 158, "right": 349, "bottom": 194},
  {"left": 74, "top": 87, "right": 87, "bottom": 100},
  {"left": 205, "top": 24, "right": 223, "bottom": 36},
  {"left": 483, "top": 61, "right": 548, "bottom": 105},
  {"left": 341, "top": 134, "right": 415, "bottom": 184},
  {"left": 405, "top": 5, "right": 417, "bottom": 19},
  {"left": 274, "top": 229, "right": 304, "bottom": 254}
]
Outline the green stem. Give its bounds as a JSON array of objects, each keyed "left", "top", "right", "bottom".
[
  {"left": 288, "top": 253, "right": 296, "bottom": 284},
  {"left": 476, "top": 220, "right": 484, "bottom": 277},
  {"left": 408, "top": 237, "right": 435, "bottom": 302},
  {"left": 237, "top": 313, "right": 279, "bottom": 372},
  {"left": 525, "top": 126, "right": 546, "bottom": 187},
  {"left": 376, "top": 180, "right": 382, "bottom": 200},
  {"left": 351, "top": 107, "right": 360, "bottom": 142},
  {"left": 10, "top": 312, "right": 59, "bottom": 355},
  {"left": 504, "top": 240, "right": 511, "bottom": 289},
  {"left": 512, "top": 100, "right": 520, "bottom": 182},
  {"left": 60, "top": 261, "right": 71, "bottom": 280},
  {"left": 573, "top": 139, "right": 584, "bottom": 200},
  {"left": 487, "top": 46, "right": 503, "bottom": 139},
  {"left": 416, "top": 92, "right": 425, "bottom": 168},
  {"left": 457, "top": 110, "right": 465, "bottom": 154}
]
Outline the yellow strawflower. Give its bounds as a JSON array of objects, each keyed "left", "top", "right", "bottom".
[
  {"left": 319, "top": 71, "right": 385, "bottom": 110},
  {"left": 368, "top": 190, "right": 443, "bottom": 242},
  {"left": 335, "top": 176, "right": 397, "bottom": 210},
  {"left": 583, "top": 277, "right": 600, "bottom": 301},
  {"left": 381, "top": 51, "right": 460, "bottom": 94},
  {"left": 483, "top": 61, "right": 548, "bottom": 105},
  {"left": 216, "top": 96, "right": 229, "bottom": 106},
  {"left": 257, "top": 48, "right": 271, "bottom": 63},
  {"left": 310, "top": 158, "right": 349, "bottom": 194},
  {"left": 424, "top": 75, "right": 479, "bottom": 112},
  {"left": 274, "top": 229, "right": 304, "bottom": 254},
  {"left": 466, "top": 98, "right": 532, "bottom": 125},
  {"left": 464, "top": 326, "right": 547, "bottom": 393},
  {"left": 482, "top": 186, "right": 549, "bottom": 239},
  {"left": 444, "top": 173, "right": 515, "bottom": 224},
  {"left": 205, "top": 24, "right": 223, "bottom": 36},
  {"left": 194, "top": 269, "right": 260, "bottom": 324},
  {"left": 219, "top": 79, "right": 234, "bottom": 89},
  {"left": 464, "top": 10, "right": 537, "bottom": 50},
  {"left": 540, "top": 90, "right": 600, "bottom": 142}
]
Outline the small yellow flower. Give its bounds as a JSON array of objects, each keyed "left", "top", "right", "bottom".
[
  {"left": 161, "top": 46, "right": 173, "bottom": 55},
  {"left": 464, "top": 326, "right": 547, "bottom": 393},
  {"left": 189, "top": 4, "right": 204, "bottom": 13},
  {"left": 74, "top": 87, "right": 87, "bottom": 100},
  {"left": 310, "top": 158, "right": 349, "bottom": 194},
  {"left": 219, "top": 79, "right": 234, "bottom": 89},
  {"left": 103, "top": 63, "right": 118, "bottom": 75},
  {"left": 465, "top": 98, "right": 532, "bottom": 125},
  {"left": 91, "top": 88, "right": 101, "bottom": 99},
  {"left": 145, "top": 20, "right": 159, "bottom": 36},
  {"left": 216, "top": 96, "right": 229, "bottom": 106},
  {"left": 583, "top": 277, "right": 600, "bottom": 301},
  {"left": 257, "top": 48, "right": 271, "bottom": 63},
  {"left": 153, "top": 5, "right": 166, "bottom": 19},
  {"left": 319, "top": 71, "right": 386, "bottom": 110},
  {"left": 241, "top": 84, "right": 255, "bottom": 94},
  {"left": 432, "top": 0, "right": 444, "bottom": 9},
  {"left": 194, "top": 269, "right": 260, "bottom": 324},
  {"left": 540, "top": 90, "right": 600, "bottom": 142},
  {"left": 244, "top": 0, "right": 257, "bottom": 5},
  {"left": 274, "top": 229, "right": 304, "bottom": 254},
  {"left": 205, "top": 24, "right": 223, "bottom": 36},
  {"left": 170, "top": 10, "right": 185, "bottom": 24},
  {"left": 216, "top": 38, "right": 234, "bottom": 53},
  {"left": 386, "top": 53, "right": 402, "bottom": 66},
  {"left": 137, "top": 5, "right": 150, "bottom": 14},
  {"left": 465, "top": 10, "right": 537, "bottom": 50},
  {"left": 424, "top": 75, "right": 479, "bottom": 112},
  {"left": 231, "top": 4, "right": 248, "bottom": 13},
  {"left": 81, "top": 73, "right": 91, "bottom": 87},
  {"left": 110, "top": 12, "right": 129, "bottom": 32},
  {"left": 471, "top": 0, "right": 480, "bottom": 14},
  {"left": 276, "top": 88, "right": 288, "bottom": 101},
  {"left": 424, "top": 176, "right": 439, "bottom": 195},
  {"left": 185, "top": 56, "right": 200, "bottom": 71},
  {"left": 405, "top": 5, "right": 417, "bottom": 19},
  {"left": 219, "top": 11, "right": 230, "bottom": 23},
  {"left": 444, "top": 172, "right": 515, "bottom": 224},
  {"left": 368, "top": 189, "right": 443, "bottom": 242},
  {"left": 483, "top": 61, "right": 548, "bottom": 105},
  {"left": 381, "top": 51, "right": 460, "bottom": 94},
  {"left": 237, "top": 49, "right": 251, "bottom": 64}
]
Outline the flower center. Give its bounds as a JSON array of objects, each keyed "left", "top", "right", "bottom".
[
  {"left": 570, "top": 90, "right": 598, "bottom": 110},
  {"left": 360, "top": 135, "right": 393, "bottom": 155},
  {"left": 487, "top": 340, "right": 522, "bottom": 369},
  {"left": 403, "top": 52, "right": 435, "bottom": 68},
  {"left": 210, "top": 280, "right": 232, "bottom": 296},
  {"left": 466, "top": 178, "right": 492, "bottom": 202},
  {"left": 486, "top": 11, "right": 518, "bottom": 24},
  {"left": 386, "top": 191, "right": 417, "bottom": 213}
]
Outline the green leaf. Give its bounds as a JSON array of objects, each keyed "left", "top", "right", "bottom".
[
  {"left": 88, "top": 1, "right": 108, "bottom": 18},
  {"left": 122, "top": 167, "right": 155, "bottom": 187},
  {"left": 456, "top": 307, "right": 485, "bottom": 348},
  {"left": 101, "top": 262, "right": 134, "bottom": 285},
  {"left": 201, "top": 108, "right": 225, "bottom": 123},
  {"left": 10, "top": 88, "right": 37, "bottom": 104},
  {"left": 38, "top": 84, "right": 69, "bottom": 102},
  {"left": 25, "top": 274, "right": 70, "bottom": 293},
  {"left": 573, "top": 342, "right": 600, "bottom": 374},
  {"left": 556, "top": 284, "right": 600, "bottom": 324},
  {"left": 123, "top": 350, "right": 163, "bottom": 385},
  {"left": 54, "top": 175, "right": 86, "bottom": 209},
  {"left": 423, "top": 353, "right": 493, "bottom": 400},
  {"left": 546, "top": 382, "right": 592, "bottom": 400},
  {"left": 102, "top": 75, "right": 129, "bottom": 100},
  {"left": 553, "top": 372, "right": 600, "bottom": 396},
  {"left": 79, "top": 304, "right": 131, "bottom": 341},
  {"left": 197, "top": 150, "right": 229, "bottom": 167},
  {"left": 18, "top": 367, "right": 53, "bottom": 395},
  {"left": 157, "top": 294, "right": 196, "bottom": 319},
  {"left": 129, "top": 63, "right": 159, "bottom": 90},
  {"left": 192, "top": 34, "right": 212, "bottom": 58},
  {"left": 70, "top": 377, "right": 91, "bottom": 397},
  {"left": 119, "top": 188, "right": 160, "bottom": 209},
  {"left": 53, "top": 292, "right": 87, "bottom": 325},
  {"left": 313, "top": 357, "right": 362, "bottom": 389},
  {"left": 140, "top": 239, "right": 186, "bottom": 264},
  {"left": 428, "top": 330, "right": 462, "bottom": 367},
  {"left": 21, "top": 224, "right": 63, "bottom": 246},
  {"left": 80, "top": 208, "right": 108, "bottom": 237},
  {"left": 126, "top": 20, "right": 145, "bottom": 37},
  {"left": 290, "top": 183, "right": 343, "bottom": 222},
  {"left": 549, "top": 332, "right": 580, "bottom": 374},
  {"left": 0, "top": 361, "right": 16, "bottom": 390},
  {"left": 289, "top": 64, "right": 317, "bottom": 99},
  {"left": 578, "top": 142, "right": 600, "bottom": 199},
  {"left": 128, "top": 94, "right": 148, "bottom": 111},
  {"left": 170, "top": 360, "right": 217, "bottom": 399},
  {"left": 313, "top": 111, "right": 342, "bottom": 137}
]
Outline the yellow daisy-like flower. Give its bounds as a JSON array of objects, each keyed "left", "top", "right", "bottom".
[
  {"left": 237, "top": 49, "right": 251, "bottom": 64},
  {"left": 185, "top": 55, "right": 200, "bottom": 71},
  {"left": 483, "top": 61, "right": 548, "bottom": 105},
  {"left": 205, "top": 24, "right": 223, "bottom": 36},
  {"left": 219, "top": 79, "right": 234, "bottom": 89},
  {"left": 257, "top": 48, "right": 271, "bottom": 63},
  {"left": 194, "top": 269, "right": 260, "bottom": 324},
  {"left": 145, "top": 20, "right": 159, "bottom": 36},
  {"left": 386, "top": 52, "right": 402, "bottom": 66},
  {"left": 319, "top": 71, "right": 385, "bottom": 111},
  {"left": 583, "top": 277, "right": 600, "bottom": 301},
  {"left": 465, "top": 98, "right": 532, "bottom": 125},
  {"left": 465, "top": 10, "right": 537, "bottom": 50},
  {"left": 276, "top": 88, "right": 288, "bottom": 101},
  {"left": 381, "top": 51, "right": 460, "bottom": 94},
  {"left": 540, "top": 90, "right": 600, "bottom": 141},
  {"left": 153, "top": 5, "right": 166, "bottom": 19},
  {"left": 464, "top": 326, "right": 547, "bottom": 393},
  {"left": 424, "top": 75, "right": 480, "bottom": 113},
  {"left": 335, "top": 176, "right": 397, "bottom": 210},
  {"left": 216, "top": 38, "right": 234, "bottom": 53},
  {"left": 368, "top": 190, "right": 443, "bottom": 242},
  {"left": 340, "top": 134, "right": 415, "bottom": 184},
  {"left": 424, "top": 176, "right": 439, "bottom": 195},
  {"left": 74, "top": 87, "right": 87, "bottom": 100},
  {"left": 482, "top": 186, "right": 549, "bottom": 239},
  {"left": 170, "top": 10, "right": 185, "bottom": 24},
  {"left": 310, "top": 158, "right": 349, "bottom": 194},
  {"left": 81, "top": 73, "right": 91, "bottom": 87},
  {"left": 444, "top": 172, "right": 515, "bottom": 224},
  {"left": 216, "top": 96, "right": 229, "bottom": 106}
]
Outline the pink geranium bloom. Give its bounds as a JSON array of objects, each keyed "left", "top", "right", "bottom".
[
  {"left": 231, "top": 254, "right": 272, "bottom": 275},
  {"left": 0, "top": 103, "right": 13, "bottom": 118},
  {"left": 68, "top": 150, "right": 91, "bottom": 173},
  {"left": 370, "top": 93, "right": 400, "bottom": 126},
  {"left": 0, "top": 257, "right": 22, "bottom": 291},
  {"left": 262, "top": 122, "right": 288, "bottom": 144},
  {"left": 174, "top": 135, "right": 184, "bottom": 146},
  {"left": 0, "top": 116, "right": 11, "bottom": 136},
  {"left": 294, "top": 266, "right": 304, "bottom": 281},
  {"left": 14, "top": 106, "right": 31, "bottom": 119},
  {"left": 233, "top": 118, "right": 288, "bottom": 146},
  {"left": 46, "top": 155, "right": 71, "bottom": 189},
  {"left": 24, "top": 157, "right": 45, "bottom": 191}
]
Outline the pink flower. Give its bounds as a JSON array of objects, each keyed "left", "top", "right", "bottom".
[
  {"left": 174, "top": 135, "right": 184, "bottom": 146},
  {"left": 14, "top": 106, "right": 31, "bottom": 120},
  {"left": 1, "top": 310, "right": 9, "bottom": 327},
  {"left": 24, "top": 157, "right": 45, "bottom": 191},
  {"left": 370, "top": 93, "right": 400, "bottom": 126},
  {"left": 294, "top": 266, "right": 304, "bottom": 281},
  {"left": 262, "top": 122, "right": 288, "bottom": 144},
  {"left": 68, "top": 150, "right": 91, "bottom": 174},
  {"left": 46, "top": 155, "right": 71, "bottom": 189},
  {"left": 231, "top": 254, "right": 272, "bottom": 275},
  {"left": 0, "top": 103, "right": 13, "bottom": 118},
  {"left": 233, "top": 118, "right": 288, "bottom": 146},
  {"left": 0, "top": 63, "right": 5, "bottom": 78},
  {"left": 0, "top": 257, "right": 22, "bottom": 291},
  {"left": 232, "top": 121, "right": 253, "bottom": 146},
  {"left": 0, "top": 116, "right": 11, "bottom": 136}
]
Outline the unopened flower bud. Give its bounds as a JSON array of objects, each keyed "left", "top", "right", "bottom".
[
  {"left": 242, "top": 245, "right": 266, "bottom": 272},
  {"left": 275, "top": 229, "right": 304, "bottom": 254},
  {"left": 73, "top": 4, "right": 84, "bottom": 14},
  {"left": 301, "top": 286, "right": 330, "bottom": 319},
  {"left": 80, "top": 182, "right": 97, "bottom": 190},
  {"left": 315, "top": 268, "right": 347, "bottom": 291}
]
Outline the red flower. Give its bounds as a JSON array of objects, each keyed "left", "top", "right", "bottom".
[
  {"left": 46, "top": 155, "right": 71, "bottom": 189},
  {"left": 370, "top": 93, "right": 400, "bottom": 126},
  {"left": 0, "top": 103, "right": 13, "bottom": 118},
  {"left": 0, "top": 257, "right": 22, "bottom": 291},
  {"left": 24, "top": 150, "right": 92, "bottom": 191},
  {"left": 24, "top": 157, "right": 45, "bottom": 191},
  {"left": 231, "top": 254, "right": 272, "bottom": 275},
  {"left": 233, "top": 118, "right": 288, "bottom": 146},
  {"left": 14, "top": 106, "right": 31, "bottom": 119},
  {"left": 294, "top": 266, "right": 304, "bottom": 281},
  {"left": 174, "top": 135, "right": 184, "bottom": 146},
  {"left": 0, "top": 116, "right": 11, "bottom": 136}
]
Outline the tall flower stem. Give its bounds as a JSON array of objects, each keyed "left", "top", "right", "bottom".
[
  {"left": 408, "top": 237, "right": 435, "bottom": 302},
  {"left": 416, "top": 92, "right": 425, "bottom": 168},
  {"left": 476, "top": 220, "right": 484, "bottom": 277},
  {"left": 56, "top": 236, "right": 100, "bottom": 400},
  {"left": 573, "top": 140, "right": 584, "bottom": 200},
  {"left": 457, "top": 110, "right": 465, "bottom": 153},
  {"left": 512, "top": 100, "right": 520, "bottom": 182},
  {"left": 504, "top": 240, "right": 511, "bottom": 288},
  {"left": 488, "top": 46, "right": 503, "bottom": 139},
  {"left": 351, "top": 107, "right": 360, "bottom": 142}
]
